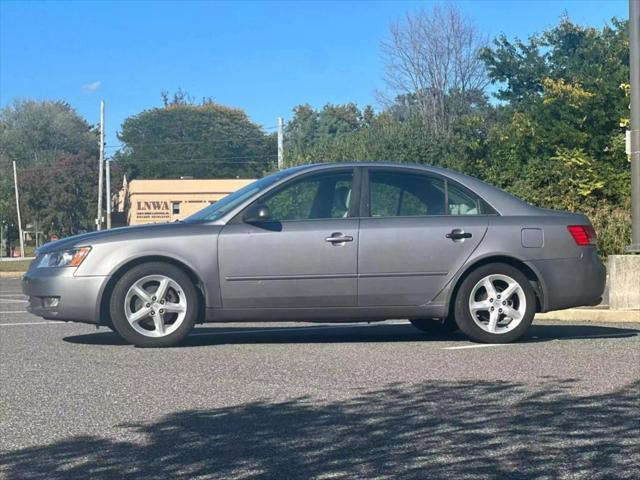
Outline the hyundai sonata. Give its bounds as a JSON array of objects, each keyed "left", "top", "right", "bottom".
[{"left": 23, "top": 162, "right": 606, "bottom": 347}]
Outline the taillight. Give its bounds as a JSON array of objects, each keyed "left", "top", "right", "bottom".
[{"left": 567, "top": 225, "right": 597, "bottom": 246}]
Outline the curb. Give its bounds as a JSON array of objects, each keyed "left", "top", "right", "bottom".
[
  {"left": 536, "top": 308, "right": 640, "bottom": 323},
  {"left": 0, "top": 272, "right": 24, "bottom": 278}
]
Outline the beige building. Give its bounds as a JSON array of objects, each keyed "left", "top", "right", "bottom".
[{"left": 118, "top": 177, "right": 255, "bottom": 225}]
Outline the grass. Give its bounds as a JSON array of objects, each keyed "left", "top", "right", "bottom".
[{"left": 0, "top": 259, "right": 31, "bottom": 272}]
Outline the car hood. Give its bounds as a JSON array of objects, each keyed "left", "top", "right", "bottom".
[{"left": 36, "top": 222, "right": 216, "bottom": 254}]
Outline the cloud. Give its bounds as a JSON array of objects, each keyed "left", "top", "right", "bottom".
[{"left": 82, "top": 81, "right": 102, "bottom": 93}]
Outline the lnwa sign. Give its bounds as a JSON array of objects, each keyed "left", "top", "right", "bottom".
[
  {"left": 137, "top": 201, "right": 170, "bottom": 212},
  {"left": 135, "top": 201, "right": 171, "bottom": 221}
]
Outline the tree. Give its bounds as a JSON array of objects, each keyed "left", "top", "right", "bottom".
[
  {"left": 0, "top": 173, "right": 17, "bottom": 243},
  {"left": 0, "top": 99, "right": 97, "bottom": 167},
  {"left": 114, "top": 93, "right": 276, "bottom": 179},
  {"left": 0, "top": 99, "right": 99, "bottom": 240},
  {"left": 480, "top": 17, "right": 630, "bottom": 210},
  {"left": 19, "top": 154, "right": 101, "bottom": 236},
  {"left": 285, "top": 103, "right": 378, "bottom": 166},
  {"left": 380, "top": 4, "right": 489, "bottom": 134}
]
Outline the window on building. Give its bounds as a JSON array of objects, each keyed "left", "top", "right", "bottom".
[{"left": 172, "top": 202, "right": 181, "bottom": 215}]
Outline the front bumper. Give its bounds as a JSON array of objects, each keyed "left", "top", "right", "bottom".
[
  {"left": 22, "top": 265, "right": 106, "bottom": 324},
  {"left": 527, "top": 249, "right": 606, "bottom": 312}
]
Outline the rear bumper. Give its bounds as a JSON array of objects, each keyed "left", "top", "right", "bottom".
[
  {"left": 22, "top": 268, "right": 106, "bottom": 324},
  {"left": 527, "top": 250, "right": 606, "bottom": 312}
]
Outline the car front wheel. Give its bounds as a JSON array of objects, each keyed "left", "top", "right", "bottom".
[
  {"left": 109, "top": 262, "right": 199, "bottom": 347},
  {"left": 454, "top": 263, "right": 535, "bottom": 343}
]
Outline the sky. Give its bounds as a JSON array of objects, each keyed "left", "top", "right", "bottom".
[{"left": 0, "top": 0, "right": 629, "bottom": 152}]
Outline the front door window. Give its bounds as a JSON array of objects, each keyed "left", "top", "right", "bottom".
[{"left": 261, "top": 171, "right": 354, "bottom": 221}]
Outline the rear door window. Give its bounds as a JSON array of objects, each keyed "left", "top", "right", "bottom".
[{"left": 369, "top": 171, "right": 445, "bottom": 217}]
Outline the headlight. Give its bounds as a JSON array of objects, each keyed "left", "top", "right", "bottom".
[{"left": 37, "top": 247, "right": 91, "bottom": 268}]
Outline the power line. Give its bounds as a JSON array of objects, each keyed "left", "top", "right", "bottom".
[
  {"left": 114, "top": 153, "right": 278, "bottom": 162},
  {"left": 105, "top": 137, "right": 276, "bottom": 150},
  {"left": 104, "top": 125, "right": 279, "bottom": 150},
  {"left": 112, "top": 158, "right": 277, "bottom": 166}
]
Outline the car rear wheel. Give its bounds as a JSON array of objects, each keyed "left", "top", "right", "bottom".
[
  {"left": 109, "top": 262, "right": 199, "bottom": 347},
  {"left": 454, "top": 263, "right": 535, "bottom": 343},
  {"left": 410, "top": 317, "right": 459, "bottom": 333}
]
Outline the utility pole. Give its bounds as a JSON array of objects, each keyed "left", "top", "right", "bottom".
[
  {"left": 12, "top": 161, "right": 24, "bottom": 258},
  {"left": 97, "top": 100, "right": 105, "bottom": 231},
  {"left": 106, "top": 159, "right": 112, "bottom": 229},
  {"left": 277, "top": 116, "right": 284, "bottom": 170},
  {"left": 628, "top": 0, "right": 640, "bottom": 253}
]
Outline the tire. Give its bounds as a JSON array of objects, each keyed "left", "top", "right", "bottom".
[
  {"left": 454, "top": 263, "right": 535, "bottom": 343},
  {"left": 410, "top": 317, "right": 459, "bottom": 334},
  {"left": 109, "top": 262, "right": 199, "bottom": 347}
]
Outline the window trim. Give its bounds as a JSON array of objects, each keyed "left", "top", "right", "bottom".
[
  {"left": 361, "top": 167, "right": 498, "bottom": 219},
  {"left": 231, "top": 167, "right": 362, "bottom": 224}
]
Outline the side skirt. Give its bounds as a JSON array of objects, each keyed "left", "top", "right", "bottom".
[{"left": 204, "top": 304, "right": 447, "bottom": 323}]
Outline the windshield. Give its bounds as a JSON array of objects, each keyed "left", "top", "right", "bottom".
[{"left": 184, "top": 172, "right": 286, "bottom": 222}]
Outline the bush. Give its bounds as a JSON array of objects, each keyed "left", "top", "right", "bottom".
[{"left": 582, "top": 203, "right": 631, "bottom": 259}]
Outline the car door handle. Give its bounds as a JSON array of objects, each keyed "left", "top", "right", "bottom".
[
  {"left": 325, "top": 233, "right": 354, "bottom": 243},
  {"left": 446, "top": 229, "right": 472, "bottom": 240}
]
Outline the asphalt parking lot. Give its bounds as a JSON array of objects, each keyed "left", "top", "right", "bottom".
[{"left": 1, "top": 276, "right": 639, "bottom": 479}]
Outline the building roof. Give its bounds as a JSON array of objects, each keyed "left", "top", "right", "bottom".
[{"left": 126, "top": 178, "right": 255, "bottom": 195}]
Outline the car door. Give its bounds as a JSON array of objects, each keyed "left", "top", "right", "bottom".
[
  {"left": 218, "top": 168, "right": 360, "bottom": 308},
  {"left": 357, "top": 168, "right": 489, "bottom": 306}
]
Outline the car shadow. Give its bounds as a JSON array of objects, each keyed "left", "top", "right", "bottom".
[
  {"left": 1, "top": 378, "right": 638, "bottom": 479},
  {"left": 63, "top": 322, "right": 640, "bottom": 348}
]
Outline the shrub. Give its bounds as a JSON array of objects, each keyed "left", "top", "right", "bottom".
[{"left": 582, "top": 203, "right": 631, "bottom": 259}]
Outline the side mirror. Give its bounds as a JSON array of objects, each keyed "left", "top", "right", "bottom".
[{"left": 243, "top": 204, "right": 271, "bottom": 223}]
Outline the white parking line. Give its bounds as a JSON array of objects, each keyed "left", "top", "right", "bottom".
[
  {"left": 442, "top": 332, "right": 638, "bottom": 350},
  {"left": 0, "top": 300, "right": 28, "bottom": 304},
  {"left": 0, "top": 310, "right": 29, "bottom": 314},
  {"left": 443, "top": 344, "right": 511, "bottom": 350},
  {"left": 0, "top": 321, "right": 63, "bottom": 326}
]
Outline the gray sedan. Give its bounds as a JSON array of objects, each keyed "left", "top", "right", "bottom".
[{"left": 23, "top": 162, "right": 606, "bottom": 347}]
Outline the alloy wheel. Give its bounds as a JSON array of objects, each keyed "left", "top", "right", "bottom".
[
  {"left": 124, "top": 274, "right": 187, "bottom": 338},
  {"left": 468, "top": 274, "right": 527, "bottom": 334}
]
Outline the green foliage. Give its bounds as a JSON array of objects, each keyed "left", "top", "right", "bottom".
[
  {"left": 284, "top": 104, "right": 471, "bottom": 171},
  {"left": 19, "top": 154, "right": 101, "bottom": 236},
  {"left": 114, "top": 93, "right": 276, "bottom": 179},
  {"left": 550, "top": 148, "right": 604, "bottom": 205},
  {"left": 0, "top": 99, "right": 98, "bottom": 167},
  {"left": 584, "top": 203, "right": 632, "bottom": 258},
  {"left": 0, "top": 100, "right": 99, "bottom": 240},
  {"left": 0, "top": 259, "right": 31, "bottom": 272},
  {"left": 480, "top": 16, "right": 630, "bottom": 221},
  {"left": 0, "top": 173, "right": 17, "bottom": 240}
]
